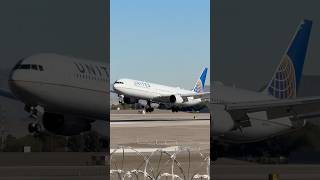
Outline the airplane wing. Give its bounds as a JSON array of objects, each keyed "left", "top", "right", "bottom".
[
  {"left": 0, "top": 88, "right": 17, "bottom": 100},
  {"left": 223, "top": 96, "right": 320, "bottom": 120},
  {"left": 152, "top": 92, "right": 210, "bottom": 103}
]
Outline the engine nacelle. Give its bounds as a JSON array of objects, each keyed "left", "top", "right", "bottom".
[
  {"left": 123, "top": 96, "right": 137, "bottom": 104},
  {"left": 42, "top": 112, "right": 91, "bottom": 136},
  {"left": 169, "top": 95, "right": 184, "bottom": 104},
  {"left": 211, "top": 106, "right": 235, "bottom": 136}
]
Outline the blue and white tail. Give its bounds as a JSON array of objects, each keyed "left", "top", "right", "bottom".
[
  {"left": 193, "top": 67, "right": 208, "bottom": 93},
  {"left": 262, "top": 20, "right": 312, "bottom": 99}
]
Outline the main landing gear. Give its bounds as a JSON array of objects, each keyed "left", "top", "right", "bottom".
[
  {"left": 145, "top": 100, "right": 154, "bottom": 113},
  {"left": 171, "top": 107, "right": 179, "bottom": 112},
  {"left": 24, "top": 105, "right": 43, "bottom": 134}
]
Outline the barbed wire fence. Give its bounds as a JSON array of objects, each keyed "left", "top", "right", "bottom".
[{"left": 109, "top": 146, "right": 209, "bottom": 180}]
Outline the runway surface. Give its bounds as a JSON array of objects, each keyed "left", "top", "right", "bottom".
[
  {"left": 110, "top": 110, "right": 210, "bottom": 150},
  {"left": 111, "top": 110, "right": 320, "bottom": 180},
  {"left": 110, "top": 110, "right": 210, "bottom": 178},
  {"left": 111, "top": 109, "right": 210, "bottom": 121}
]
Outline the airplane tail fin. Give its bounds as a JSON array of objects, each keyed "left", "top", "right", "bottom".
[
  {"left": 193, "top": 67, "right": 208, "bottom": 93},
  {"left": 262, "top": 19, "right": 312, "bottom": 99}
]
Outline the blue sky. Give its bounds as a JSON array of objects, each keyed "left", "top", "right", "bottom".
[{"left": 110, "top": 0, "right": 210, "bottom": 88}]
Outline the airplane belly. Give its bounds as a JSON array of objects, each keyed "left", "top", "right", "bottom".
[
  {"left": 119, "top": 88, "right": 158, "bottom": 99},
  {"left": 11, "top": 81, "right": 108, "bottom": 119},
  {"left": 219, "top": 117, "right": 294, "bottom": 143}
]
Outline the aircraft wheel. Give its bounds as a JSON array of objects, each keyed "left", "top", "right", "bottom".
[
  {"left": 146, "top": 107, "right": 154, "bottom": 113},
  {"left": 28, "top": 123, "right": 41, "bottom": 133},
  {"left": 28, "top": 123, "right": 36, "bottom": 133},
  {"left": 35, "top": 123, "right": 42, "bottom": 133},
  {"left": 171, "top": 108, "right": 178, "bottom": 112}
]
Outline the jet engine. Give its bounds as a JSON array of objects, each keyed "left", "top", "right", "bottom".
[
  {"left": 42, "top": 112, "right": 91, "bottom": 136},
  {"left": 211, "top": 105, "right": 235, "bottom": 136},
  {"left": 169, "top": 95, "right": 184, "bottom": 104},
  {"left": 124, "top": 97, "right": 138, "bottom": 104}
]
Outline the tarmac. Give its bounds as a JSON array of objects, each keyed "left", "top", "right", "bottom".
[
  {"left": 110, "top": 109, "right": 210, "bottom": 179},
  {"left": 110, "top": 109, "right": 210, "bottom": 150},
  {"left": 0, "top": 152, "right": 107, "bottom": 180},
  {"left": 3, "top": 109, "right": 320, "bottom": 179},
  {"left": 110, "top": 109, "right": 320, "bottom": 180}
]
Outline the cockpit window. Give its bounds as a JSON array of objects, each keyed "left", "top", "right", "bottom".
[
  {"left": 13, "top": 58, "right": 24, "bottom": 70},
  {"left": 14, "top": 64, "right": 44, "bottom": 71},
  {"left": 114, "top": 81, "right": 124, "bottom": 84},
  {"left": 20, "top": 64, "right": 30, "bottom": 69}
]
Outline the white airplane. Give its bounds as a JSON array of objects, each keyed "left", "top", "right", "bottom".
[
  {"left": 113, "top": 68, "right": 209, "bottom": 112},
  {"left": 0, "top": 53, "right": 108, "bottom": 136},
  {"left": 210, "top": 20, "right": 320, "bottom": 160}
]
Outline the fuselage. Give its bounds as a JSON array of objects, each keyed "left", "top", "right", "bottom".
[
  {"left": 8, "top": 53, "right": 108, "bottom": 120},
  {"left": 211, "top": 83, "right": 302, "bottom": 143},
  {"left": 113, "top": 78, "right": 202, "bottom": 107}
]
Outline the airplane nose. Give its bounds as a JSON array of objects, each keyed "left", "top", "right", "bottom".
[
  {"left": 8, "top": 69, "right": 25, "bottom": 95},
  {"left": 113, "top": 83, "right": 119, "bottom": 91},
  {"left": 9, "top": 70, "right": 17, "bottom": 81},
  {"left": 8, "top": 72, "right": 20, "bottom": 92}
]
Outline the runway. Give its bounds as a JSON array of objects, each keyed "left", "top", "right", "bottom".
[
  {"left": 110, "top": 110, "right": 210, "bottom": 150},
  {"left": 111, "top": 109, "right": 210, "bottom": 121},
  {"left": 110, "top": 110, "right": 210, "bottom": 178}
]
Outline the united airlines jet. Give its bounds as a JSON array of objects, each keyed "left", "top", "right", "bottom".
[
  {"left": 0, "top": 53, "right": 108, "bottom": 136},
  {"left": 113, "top": 68, "right": 209, "bottom": 112},
  {"left": 211, "top": 20, "right": 320, "bottom": 160}
]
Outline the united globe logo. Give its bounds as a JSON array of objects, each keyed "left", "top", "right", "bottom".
[
  {"left": 194, "top": 80, "right": 203, "bottom": 93},
  {"left": 268, "top": 55, "right": 296, "bottom": 99}
]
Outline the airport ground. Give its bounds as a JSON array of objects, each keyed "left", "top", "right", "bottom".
[
  {"left": 112, "top": 109, "right": 320, "bottom": 180},
  {"left": 0, "top": 152, "right": 107, "bottom": 180},
  {"left": 110, "top": 109, "right": 210, "bottom": 150},
  {"left": 110, "top": 109, "right": 210, "bottom": 178}
]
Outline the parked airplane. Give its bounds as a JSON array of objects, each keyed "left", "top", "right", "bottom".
[
  {"left": 113, "top": 68, "right": 209, "bottom": 112},
  {"left": 210, "top": 20, "right": 320, "bottom": 160},
  {"left": 0, "top": 53, "right": 108, "bottom": 136}
]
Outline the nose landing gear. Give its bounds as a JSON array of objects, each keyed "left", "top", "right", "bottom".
[
  {"left": 25, "top": 105, "right": 43, "bottom": 134},
  {"left": 28, "top": 123, "right": 42, "bottom": 133},
  {"left": 146, "top": 107, "right": 154, "bottom": 113}
]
